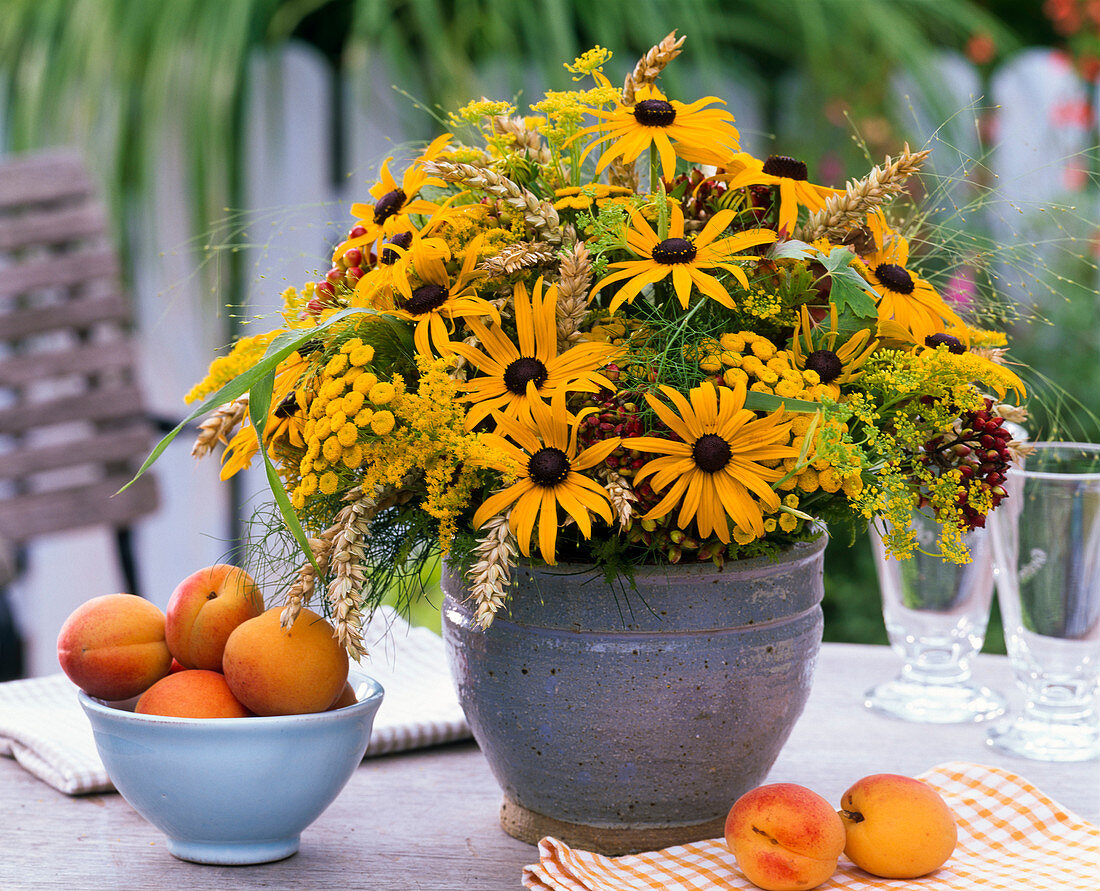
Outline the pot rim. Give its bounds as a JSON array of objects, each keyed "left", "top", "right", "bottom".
[{"left": 447, "top": 525, "right": 828, "bottom": 581}]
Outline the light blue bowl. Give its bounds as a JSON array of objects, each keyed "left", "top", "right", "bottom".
[{"left": 78, "top": 669, "right": 383, "bottom": 865}]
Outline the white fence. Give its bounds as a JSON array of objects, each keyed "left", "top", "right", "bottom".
[{"left": 6, "top": 43, "right": 1099, "bottom": 676}]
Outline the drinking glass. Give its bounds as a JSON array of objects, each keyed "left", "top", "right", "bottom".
[
  {"left": 866, "top": 510, "right": 1006, "bottom": 723},
  {"left": 986, "top": 441, "right": 1100, "bottom": 761}
]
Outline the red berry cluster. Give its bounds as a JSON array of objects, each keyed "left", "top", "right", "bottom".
[
  {"left": 665, "top": 170, "right": 728, "bottom": 223},
  {"left": 575, "top": 369, "right": 728, "bottom": 563},
  {"left": 301, "top": 225, "right": 369, "bottom": 319},
  {"left": 577, "top": 367, "right": 648, "bottom": 483},
  {"left": 920, "top": 397, "right": 1012, "bottom": 529}
]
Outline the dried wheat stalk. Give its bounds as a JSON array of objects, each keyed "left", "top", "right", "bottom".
[
  {"left": 191, "top": 396, "right": 249, "bottom": 459},
  {"left": 598, "top": 467, "right": 637, "bottom": 528},
  {"left": 621, "top": 30, "right": 686, "bottom": 106},
  {"left": 422, "top": 160, "right": 562, "bottom": 243},
  {"left": 280, "top": 532, "right": 337, "bottom": 629},
  {"left": 490, "top": 115, "right": 551, "bottom": 164},
  {"left": 467, "top": 512, "right": 517, "bottom": 628},
  {"left": 555, "top": 239, "right": 594, "bottom": 350},
  {"left": 326, "top": 492, "right": 376, "bottom": 659},
  {"left": 797, "top": 145, "right": 931, "bottom": 243},
  {"left": 479, "top": 241, "right": 557, "bottom": 277},
  {"left": 607, "top": 159, "right": 640, "bottom": 192}
]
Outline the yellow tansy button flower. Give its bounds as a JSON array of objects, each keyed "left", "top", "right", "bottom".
[
  {"left": 369, "top": 382, "right": 396, "bottom": 405},
  {"left": 324, "top": 353, "right": 349, "bottom": 377},
  {"left": 353, "top": 372, "right": 379, "bottom": 395},
  {"left": 342, "top": 390, "right": 365, "bottom": 414},
  {"left": 349, "top": 345, "right": 375, "bottom": 366},
  {"left": 370, "top": 410, "right": 395, "bottom": 435},
  {"left": 322, "top": 436, "right": 342, "bottom": 462},
  {"left": 337, "top": 423, "right": 358, "bottom": 448}
]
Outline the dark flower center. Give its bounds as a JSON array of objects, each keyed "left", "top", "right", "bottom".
[
  {"left": 373, "top": 189, "right": 407, "bottom": 224},
  {"left": 874, "top": 263, "right": 915, "bottom": 295},
  {"left": 502, "top": 357, "right": 549, "bottom": 395},
  {"left": 273, "top": 393, "right": 299, "bottom": 418},
  {"left": 380, "top": 231, "right": 413, "bottom": 265},
  {"left": 925, "top": 333, "right": 967, "bottom": 354},
  {"left": 651, "top": 237, "right": 697, "bottom": 265},
  {"left": 528, "top": 447, "right": 570, "bottom": 486},
  {"left": 762, "top": 155, "right": 808, "bottom": 181},
  {"left": 805, "top": 349, "right": 844, "bottom": 383},
  {"left": 403, "top": 284, "right": 449, "bottom": 315},
  {"left": 692, "top": 433, "right": 732, "bottom": 473},
  {"left": 633, "top": 99, "right": 677, "bottom": 127}
]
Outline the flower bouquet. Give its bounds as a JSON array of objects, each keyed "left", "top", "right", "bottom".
[{"left": 156, "top": 30, "right": 1027, "bottom": 659}]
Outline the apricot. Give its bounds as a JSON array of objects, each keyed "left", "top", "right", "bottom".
[
  {"left": 135, "top": 669, "right": 253, "bottom": 718},
  {"left": 327, "top": 681, "right": 358, "bottom": 710},
  {"left": 222, "top": 607, "right": 349, "bottom": 716},
  {"left": 165, "top": 564, "right": 264, "bottom": 670},
  {"left": 725, "top": 783, "right": 846, "bottom": 891},
  {"left": 57, "top": 594, "right": 172, "bottom": 700},
  {"left": 839, "top": 774, "right": 957, "bottom": 878}
]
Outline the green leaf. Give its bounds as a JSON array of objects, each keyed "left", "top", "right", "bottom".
[
  {"left": 828, "top": 274, "right": 879, "bottom": 319},
  {"left": 247, "top": 361, "right": 322, "bottom": 577},
  {"left": 816, "top": 247, "right": 878, "bottom": 319},
  {"left": 118, "top": 306, "right": 391, "bottom": 493},
  {"left": 768, "top": 239, "right": 815, "bottom": 261}
]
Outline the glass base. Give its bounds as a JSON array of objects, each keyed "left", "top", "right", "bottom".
[
  {"left": 986, "top": 714, "right": 1100, "bottom": 762},
  {"left": 864, "top": 677, "right": 1006, "bottom": 724}
]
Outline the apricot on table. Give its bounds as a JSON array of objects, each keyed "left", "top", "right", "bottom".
[
  {"left": 222, "top": 607, "right": 349, "bottom": 716},
  {"left": 135, "top": 669, "right": 253, "bottom": 718},
  {"left": 57, "top": 594, "right": 173, "bottom": 701},
  {"left": 165, "top": 564, "right": 264, "bottom": 671},
  {"left": 839, "top": 773, "right": 958, "bottom": 878},
  {"left": 725, "top": 782, "right": 847, "bottom": 891}
]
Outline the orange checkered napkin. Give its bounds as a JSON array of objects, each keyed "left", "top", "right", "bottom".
[{"left": 522, "top": 762, "right": 1099, "bottom": 891}]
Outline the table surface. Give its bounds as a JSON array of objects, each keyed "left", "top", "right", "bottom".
[{"left": 3, "top": 642, "right": 1098, "bottom": 891}]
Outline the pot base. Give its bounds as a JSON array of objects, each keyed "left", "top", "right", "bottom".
[{"left": 500, "top": 795, "right": 727, "bottom": 856}]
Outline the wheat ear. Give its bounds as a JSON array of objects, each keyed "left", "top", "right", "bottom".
[
  {"left": 797, "top": 145, "right": 931, "bottom": 243},
  {"left": 422, "top": 160, "right": 562, "bottom": 243},
  {"left": 621, "top": 30, "right": 686, "bottom": 105},
  {"left": 280, "top": 532, "right": 337, "bottom": 629},
  {"left": 598, "top": 466, "right": 637, "bottom": 529},
  {"left": 555, "top": 239, "right": 594, "bottom": 351},
  {"left": 479, "top": 241, "right": 557, "bottom": 277},
  {"left": 490, "top": 115, "right": 551, "bottom": 164},
  {"left": 326, "top": 491, "right": 377, "bottom": 659},
  {"left": 467, "top": 512, "right": 517, "bottom": 628},
  {"left": 191, "top": 396, "right": 249, "bottom": 459}
]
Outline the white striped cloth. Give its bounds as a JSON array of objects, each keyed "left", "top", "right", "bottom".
[{"left": 0, "top": 606, "right": 469, "bottom": 795}]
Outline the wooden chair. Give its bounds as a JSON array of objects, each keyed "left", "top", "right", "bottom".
[{"left": 0, "top": 149, "right": 160, "bottom": 599}]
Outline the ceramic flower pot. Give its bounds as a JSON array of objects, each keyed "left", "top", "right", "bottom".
[{"left": 441, "top": 532, "right": 828, "bottom": 855}]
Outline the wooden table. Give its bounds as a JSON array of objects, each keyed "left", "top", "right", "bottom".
[{"left": 3, "top": 643, "right": 1098, "bottom": 890}]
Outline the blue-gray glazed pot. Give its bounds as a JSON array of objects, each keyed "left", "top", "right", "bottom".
[{"left": 442, "top": 532, "right": 827, "bottom": 855}]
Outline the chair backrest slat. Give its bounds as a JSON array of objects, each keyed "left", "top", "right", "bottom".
[
  {"left": 0, "top": 149, "right": 159, "bottom": 543},
  {"left": 0, "top": 200, "right": 108, "bottom": 252},
  {"left": 0, "top": 384, "right": 150, "bottom": 435},
  {"left": 0, "top": 151, "right": 94, "bottom": 209}
]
